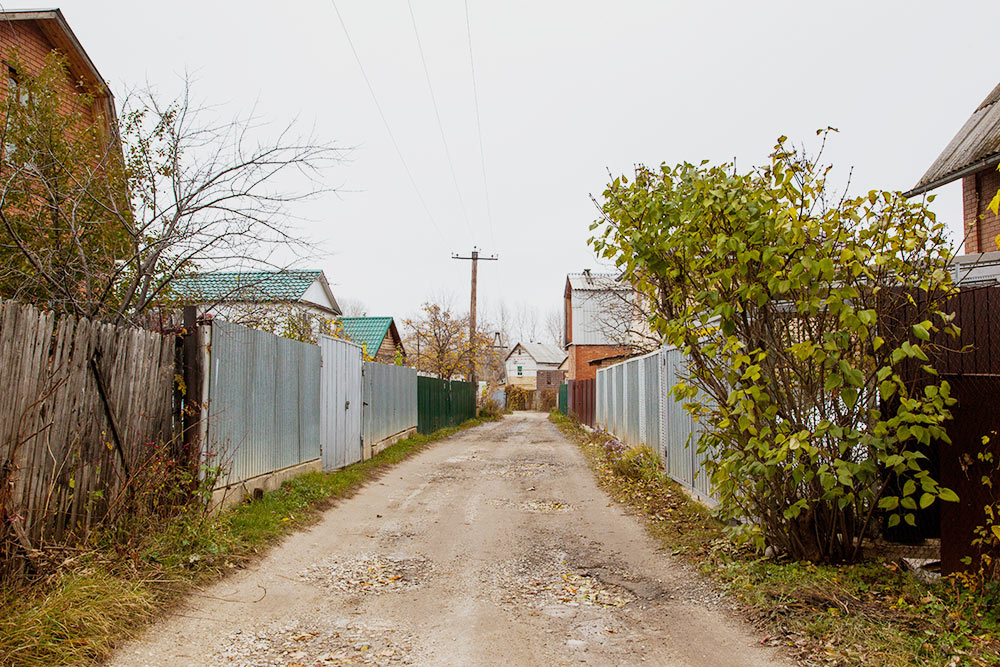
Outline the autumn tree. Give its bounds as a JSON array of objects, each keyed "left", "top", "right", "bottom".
[
  {"left": 592, "top": 133, "right": 960, "bottom": 562},
  {"left": 404, "top": 302, "right": 493, "bottom": 381},
  {"left": 0, "top": 56, "right": 341, "bottom": 322}
]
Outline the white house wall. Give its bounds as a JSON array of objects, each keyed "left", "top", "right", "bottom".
[
  {"left": 506, "top": 352, "right": 539, "bottom": 381},
  {"left": 302, "top": 279, "right": 336, "bottom": 312},
  {"left": 571, "top": 290, "right": 623, "bottom": 345}
]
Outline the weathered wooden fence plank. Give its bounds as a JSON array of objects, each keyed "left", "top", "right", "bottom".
[{"left": 0, "top": 298, "right": 178, "bottom": 576}]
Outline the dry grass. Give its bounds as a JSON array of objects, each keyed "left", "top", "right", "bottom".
[
  {"left": 0, "top": 415, "right": 499, "bottom": 666},
  {"left": 549, "top": 411, "right": 1000, "bottom": 667}
]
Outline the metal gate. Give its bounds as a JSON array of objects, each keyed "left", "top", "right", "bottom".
[{"left": 319, "top": 335, "right": 363, "bottom": 470}]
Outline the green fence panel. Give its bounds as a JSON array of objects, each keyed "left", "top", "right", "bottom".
[
  {"left": 449, "top": 380, "right": 476, "bottom": 426},
  {"left": 558, "top": 383, "right": 568, "bottom": 415},
  {"left": 417, "top": 376, "right": 477, "bottom": 434}
]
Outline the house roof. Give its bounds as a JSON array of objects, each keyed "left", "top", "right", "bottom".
[
  {"left": 565, "top": 271, "right": 626, "bottom": 292},
  {"left": 338, "top": 316, "right": 398, "bottom": 355},
  {"left": 0, "top": 9, "right": 109, "bottom": 97},
  {"left": 505, "top": 342, "right": 568, "bottom": 365},
  {"left": 907, "top": 81, "right": 1000, "bottom": 196},
  {"left": 172, "top": 270, "right": 334, "bottom": 308}
]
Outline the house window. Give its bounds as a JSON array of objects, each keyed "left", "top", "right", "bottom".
[{"left": 517, "top": 365, "right": 523, "bottom": 376}]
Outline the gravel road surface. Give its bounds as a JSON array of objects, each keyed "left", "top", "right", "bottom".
[{"left": 109, "top": 412, "right": 787, "bottom": 667}]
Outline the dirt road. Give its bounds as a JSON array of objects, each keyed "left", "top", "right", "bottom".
[{"left": 110, "top": 412, "right": 786, "bottom": 666}]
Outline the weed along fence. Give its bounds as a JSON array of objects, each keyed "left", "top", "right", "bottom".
[
  {"left": 416, "top": 376, "right": 476, "bottom": 434},
  {"left": 595, "top": 347, "right": 716, "bottom": 505},
  {"left": 205, "top": 320, "right": 321, "bottom": 503},
  {"left": 361, "top": 362, "right": 417, "bottom": 459},
  {"left": 0, "top": 295, "right": 477, "bottom": 576},
  {"left": 0, "top": 298, "right": 177, "bottom": 575}
]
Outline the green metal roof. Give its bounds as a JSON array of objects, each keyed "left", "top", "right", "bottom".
[
  {"left": 338, "top": 316, "right": 394, "bottom": 354},
  {"left": 171, "top": 270, "right": 322, "bottom": 302}
]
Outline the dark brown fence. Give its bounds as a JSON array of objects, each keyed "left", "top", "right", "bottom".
[
  {"left": 930, "top": 286, "right": 1000, "bottom": 573},
  {"left": 882, "top": 285, "right": 1000, "bottom": 572},
  {"left": 0, "top": 298, "right": 178, "bottom": 575},
  {"left": 568, "top": 379, "right": 595, "bottom": 427}
]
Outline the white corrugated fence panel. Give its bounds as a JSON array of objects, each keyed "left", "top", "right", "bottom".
[{"left": 319, "top": 335, "right": 363, "bottom": 470}]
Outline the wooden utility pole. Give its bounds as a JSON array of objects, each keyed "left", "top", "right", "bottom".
[{"left": 452, "top": 247, "right": 497, "bottom": 387}]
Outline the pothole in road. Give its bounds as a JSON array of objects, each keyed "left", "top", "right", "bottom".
[
  {"left": 299, "top": 553, "right": 431, "bottom": 595},
  {"left": 481, "top": 460, "right": 561, "bottom": 478},
  {"left": 490, "top": 498, "right": 574, "bottom": 513},
  {"left": 213, "top": 619, "right": 416, "bottom": 666},
  {"left": 489, "top": 550, "right": 635, "bottom": 609}
]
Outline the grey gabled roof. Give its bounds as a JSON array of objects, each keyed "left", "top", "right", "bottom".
[
  {"left": 506, "top": 342, "right": 567, "bottom": 365},
  {"left": 565, "top": 271, "right": 625, "bottom": 291},
  {"left": 907, "top": 81, "right": 1000, "bottom": 197}
]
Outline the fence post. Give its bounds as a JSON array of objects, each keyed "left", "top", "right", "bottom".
[{"left": 181, "top": 305, "right": 205, "bottom": 470}]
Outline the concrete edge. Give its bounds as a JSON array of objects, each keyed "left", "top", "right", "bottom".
[
  {"left": 363, "top": 426, "right": 417, "bottom": 461},
  {"left": 210, "top": 458, "right": 323, "bottom": 511}
]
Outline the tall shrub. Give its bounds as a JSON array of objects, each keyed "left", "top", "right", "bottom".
[{"left": 592, "top": 134, "right": 960, "bottom": 562}]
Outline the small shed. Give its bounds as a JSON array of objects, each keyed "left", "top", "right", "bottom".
[{"left": 338, "top": 316, "right": 406, "bottom": 363}]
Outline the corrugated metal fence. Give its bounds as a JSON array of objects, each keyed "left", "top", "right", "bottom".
[
  {"left": 207, "top": 320, "right": 321, "bottom": 488},
  {"left": 362, "top": 361, "right": 417, "bottom": 454},
  {"left": 596, "top": 346, "right": 717, "bottom": 505},
  {"left": 417, "top": 376, "right": 476, "bottom": 434},
  {"left": 319, "top": 335, "right": 363, "bottom": 471}
]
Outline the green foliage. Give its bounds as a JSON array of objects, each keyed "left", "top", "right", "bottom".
[
  {"left": 591, "top": 132, "right": 960, "bottom": 562},
  {"left": 0, "top": 53, "right": 130, "bottom": 314},
  {"left": 551, "top": 411, "right": 1000, "bottom": 666}
]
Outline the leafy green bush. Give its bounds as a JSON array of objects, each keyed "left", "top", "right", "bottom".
[{"left": 592, "top": 132, "right": 959, "bottom": 562}]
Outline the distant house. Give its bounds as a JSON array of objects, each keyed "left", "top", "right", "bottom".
[
  {"left": 505, "top": 342, "right": 567, "bottom": 390},
  {"left": 338, "top": 316, "right": 406, "bottom": 363},
  {"left": 563, "top": 271, "right": 634, "bottom": 381},
  {"left": 907, "top": 80, "right": 1000, "bottom": 261},
  {"left": 171, "top": 270, "right": 341, "bottom": 339}
]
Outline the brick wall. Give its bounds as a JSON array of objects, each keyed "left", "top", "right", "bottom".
[
  {"left": 0, "top": 20, "right": 102, "bottom": 127},
  {"left": 963, "top": 169, "right": 1000, "bottom": 254},
  {"left": 567, "top": 344, "right": 632, "bottom": 381},
  {"left": 536, "top": 369, "right": 565, "bottom": 390}
]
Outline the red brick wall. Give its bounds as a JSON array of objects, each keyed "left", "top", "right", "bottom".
[
  {"left": 0, "top": 20, "right": 102, "bottom": 127},
  {"left": 567, "top": 344, "right": 632, "bottom": 381},
  {"left": 963, "top": 169, "right": 1000, "bottom": 254}
]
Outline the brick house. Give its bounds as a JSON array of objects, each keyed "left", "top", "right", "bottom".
[
  {"left": 338, "top": 316, "right": 406, "bottom": 363},
  {"left": 907, "top": 80, "right": 1000, "bottom": 254},
  {"left": 0, "top": 9, "right": 115, "bottom": 138},
  {"left": 563, "top": 271, "right": 633, "bottom": 381}
]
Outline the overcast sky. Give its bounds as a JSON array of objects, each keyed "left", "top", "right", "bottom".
[{"left": 49, "top": 1, "right": 999, "bottom": 327}]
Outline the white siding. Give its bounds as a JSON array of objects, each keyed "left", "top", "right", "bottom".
[
  {"left": 302, "top": 279, "right": 336, "bottom": 312},
  {"left": 506, "top": 352, "right": 538, "bottom": 380},
  {"left": 570, "top": 289, "right": 622, "bottom": 345}
]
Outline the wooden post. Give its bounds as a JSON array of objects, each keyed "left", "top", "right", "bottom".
[{"left": 181, "top": 306, "right": 204, "bottom": 469}]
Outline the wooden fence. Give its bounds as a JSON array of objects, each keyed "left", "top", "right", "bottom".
[{"left": 0, "top": 298, "right": 177, "bottom": 574}]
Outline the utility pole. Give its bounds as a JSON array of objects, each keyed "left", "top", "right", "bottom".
[{"left": 452, "top": 247, "right": 497, "bottom": 387}]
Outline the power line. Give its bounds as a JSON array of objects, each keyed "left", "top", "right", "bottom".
[
  {"left": 463, "top": 0, "right": 496, "bottom": 247},
  {"left": 329, "top": 0, "right": 446, "bottom": 241},
  {"left": 407, "top": 0, "right": 474, "bottom": 244}
]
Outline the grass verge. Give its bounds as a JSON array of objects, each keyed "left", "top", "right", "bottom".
[
  {"left": 0, "top": 415, "right": 499, "bottom": 666},
  {"left": 549, "top": 411, "right": 1000, "bottom": 667}
]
